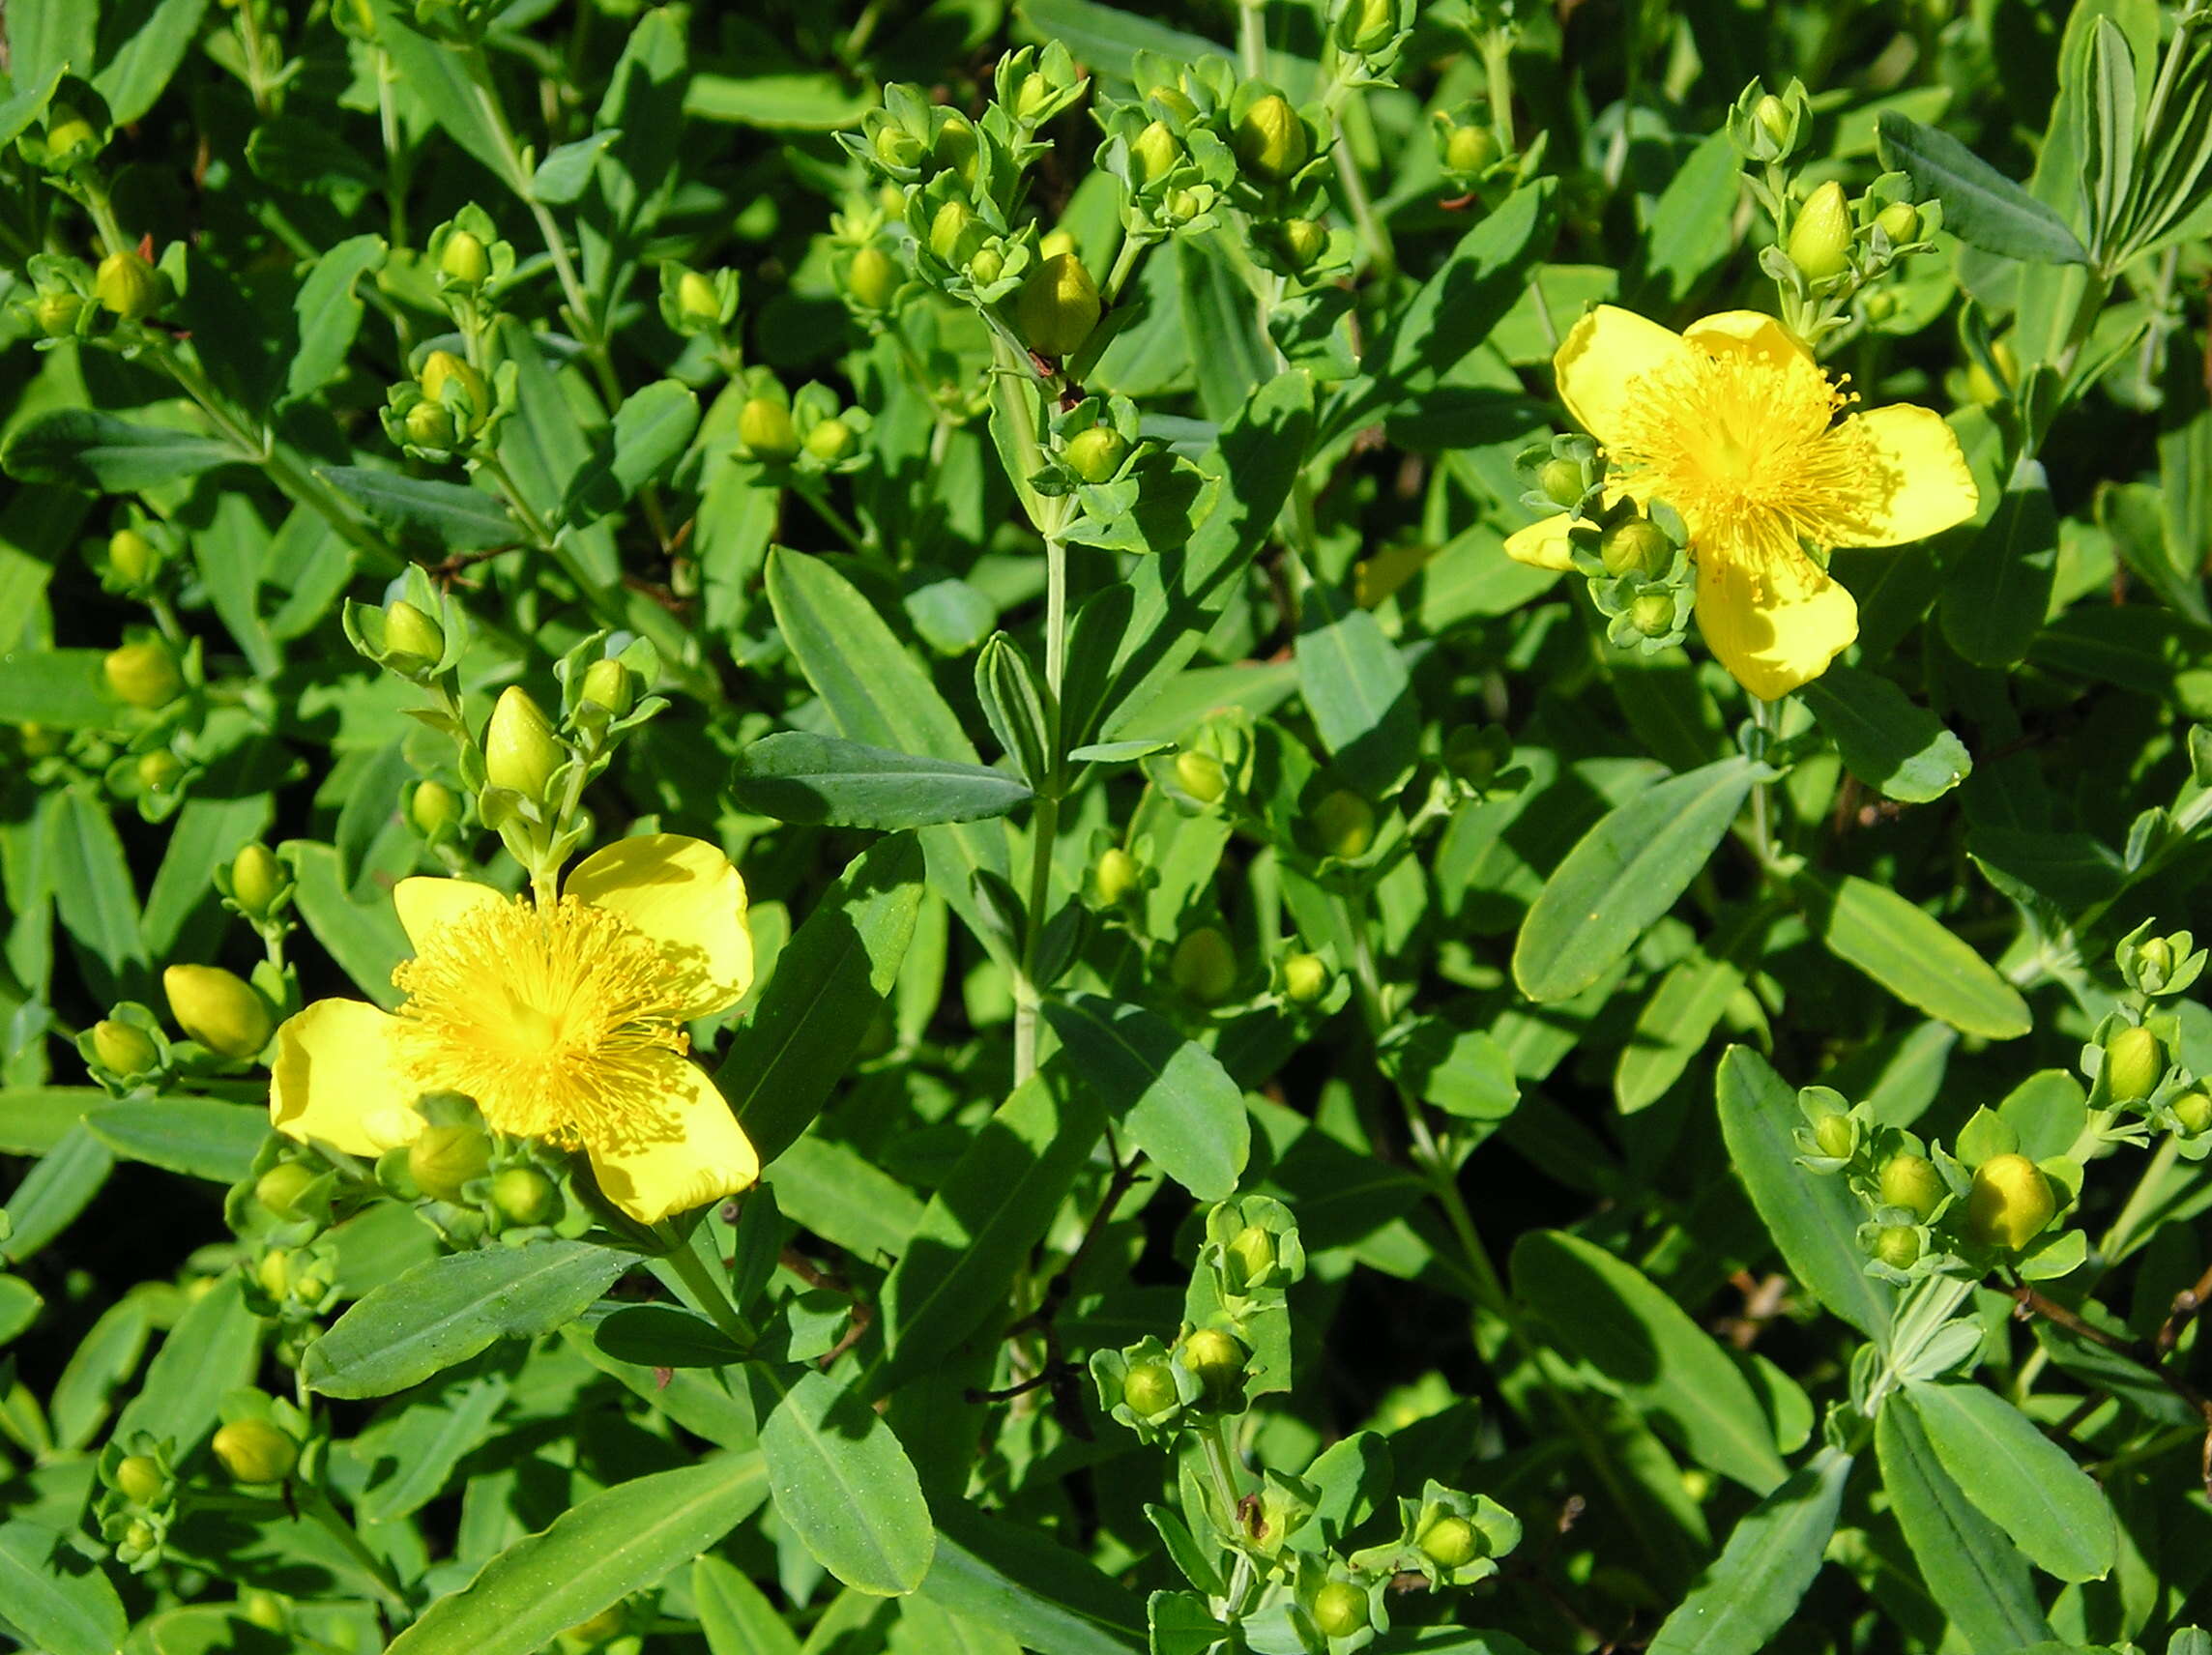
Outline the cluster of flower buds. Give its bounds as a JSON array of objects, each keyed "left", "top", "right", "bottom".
[
  {"left": 1518, "top": 435, "right": 1698, "bottom": 653},
  {"left": 734, "top": 370, "right": 872, "bottom": 474}
]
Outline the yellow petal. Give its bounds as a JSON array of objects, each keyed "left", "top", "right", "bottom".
[
  {"left": 393, "top": 876, "right": 505, "bottom": 954},
  {"left": 567, "top": 834, "right": 754, "bottom": 1018},
  {"left": 1504, "top": 512, "right": 1577, "bottom": 571},
  {"left": 1554, "top": 305, "right": 1691, "bottom": 450},
  {"left": 269, "top": 999, "right": 423, "bottom": 1158},
  {"left": 1831, "top": 405, "right": 1982, "bottom": 547},
  {"left": 1682, "top": 310, "right": 1812, "bottom": 363},
  {"left": 586, "top": 1061, "right": 760, "bottom": 1226},
  {"left": 1694, "top": 553, "right": 1858, "bottom": 702}
]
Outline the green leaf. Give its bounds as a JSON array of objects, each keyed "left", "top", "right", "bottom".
[
  {"left": 1940, "top": 462, "right": 2057, "bottom": 669},
  {"left": 0, "top": 650, "right": 114, "bottom": 727},
  {"left": 594, "top": 1306, "right": 745, "bottom": 1369},
  {"left": 110, "top": 1274, "right": 262, "bottom": 1457},
  {"left": 683, "top": 72, "right": 877, "bottom": 131},
  {"left": 1715, "top": 1048, "right": 1894, "bottom": 1344},
  {"left": 1513, "top": 1230, "right": 1788, "bottom": 1494},
  {"left": 731, "top": 733, "right": 1033, "bottom": 829},
  {"left": 317, "top": 466, "right": 516, "bottom": 552},
  {"left": 1800, "top": 666, "right": 1972, "bottom": 803},
  {"left": 48, "top": 789, "right": 147, "bottom": 997},
  {"left": 1615, "top": 948, "right": 1748, "bottom": 1115},
  {"left": 532, "top": 131, "right": 618, "bottom": 203},
  {"left": 720, "top": 834, "right": 923, "bottom": 1167},
  {"left": 1512, "top": 758, "right": 1760, "bottom": 1002},
  {"left": 287, "top": 841, "right": 410, "bottom": 1010},
  {"left": 286, "top": 235, "right": 387, "bottom": 405},
  {"left": 694, "top": 1555, "right": 803, "bottom": 1655},
  {"left": 375, "top": 15, "right": 515, "bottom": 185},
  {"left": 765, "top": 1136, "right": 925, "bottom": 1263},
  {"left": 1380, "top": 1016, "right": 1521, "bottom": 1121},
  {"left": 0, "top": 1521, "right": 127, "bottom": 1655},
  {"left": 877, "top": 1074, "right": 1105, "bottom": 1390},
  {"left": 83, "top": 1099, "right": 266, "bottom": 1182},
  {"left": 1642, "top": 130, "right": 1740, "bottom": 302},
  {"left": 386, "top": 1455, "right": 769, "bottom": 1655},
  {"left": 0, "top": 1089, "right": 106, "bottom": 1157},
  {"left": 304, "top": 1241, "right": 630, "bottom": 1399},
  {"left": 0, "top": 1275, "right": 39, "bottom": 1347},
  {"left": 1296, "top": 581, "right": 1418, "bottom": 798},
  {"left": 1877, "top": 112, "right": 2090, "bottom": 263},
  {"left": 1794, "top": 873, "right": 2032, "bottom": 1039},
  {"left": 2, "top": 410, "right": 234, "bottom": 493},
  {"left": 1010, "top": 0, "right": 1224, "bottom": 67},
  {"left": 92, "top": 0, "right": 209, "bottom": 126},
  {"left": 49, "top": 1297, "right": 150, "bottom": 1452},
  {"left": 922, "top": 1504, "right": 1147, "bottom": 1655},
  {"left": 1043, "top": 995, "right": 1249, "bottom": 1201},
  {"left": 1876, "top": 1390, "right": 2052, "bottom": 1649},
  {"left": 354, "top": 1365, "right": 512, "bottom": 1526},
  {"left": 566, "top": 380, "right": 699, "bottom": 521},
  {"left": 1904, "top": 1379, "right": 2117, "bottom": 1582},
  {"left": 1646, "top": 1447, "right": 1853, "bottom": 1655},
  {"left": 758, "top": 1367, "right": 936, "bottom": 1595}
]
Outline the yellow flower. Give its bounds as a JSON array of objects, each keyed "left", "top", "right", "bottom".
[
  {"left": 1506, "top": 307, "right": 1980, "bottom": 700},
  {"left": 267, "top": 833, "right": 758, "bottom": 1225}
]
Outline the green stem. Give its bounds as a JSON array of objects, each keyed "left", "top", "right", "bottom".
[
  {"left": 301, "top": 1490, "right": 411, "bottom": 1614},
  {"left": 1236, "top": 0, "right": 1267, "bottom": 78},
  {"left": 1330, "top": 127, "right": 1394, "bottom": 279},
  {"left": 659, "top": 1225, "right": 758, "bottom": 1350},
  {"left": 1103, "top": 234, "right": 1150, "bottom": 305},
  {"left": 235, "top": 0, "right": 276, "bottom": 115},
  {"left": 1012, "top": 533, "right": 1070, "bottom": 1087},
  {"left": 1480, "top": 27, "right": 1517, "bottom": 150},
  {"left": 1200, "top": 1416, "right": 1245, "bottom": 1526},
  {"left": 795, "top": 479, "right": 866, "bottom": 552}
]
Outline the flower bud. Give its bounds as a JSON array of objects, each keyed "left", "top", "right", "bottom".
[
  {"left": 382, "top": 599, "right": 445, "bottom": 671},
  {"left": 1312, "top": 1582, "right": 1369, "bottom": 1639},
  {"left": 254, "top": 1162, "right": 321, "bottom": 1219},
  {"left": 420, "top": 350, "right": 490, "bottom": 433},
  {"left": 2136, "top": 937, "right": 2175, "bottom": 983},
  {"left": 92, "top": 1019, "right": 159, "bottom": 1076},
  {"left": 969, "top": 246, "right": 1005, "bottom": 286},
  {"left": 1628, "top": 592, "right": 1678, "bottom": 638},
  {"left": 1877, "top": 1153, "right": 1944, "bottom": 1220},
  {"left": 95, "top": 250, "right": 161, "bottom": 320},
  {"left": 441, "top": 230, "right": 491, "bottom": 286},
  {"left": 1039, "top": 229, "right": 1077, "bottom": 262},
  {"left": 2105, "top": 1024, "right": 2164, "bottom": 1103},
  {"left": 804, "top": 418, "right": 858, "bottom": 463},
  {"left": 1120, "top": 1358, "right": 1179, "bottom": 1416},
  {"left": 1965, "top": 1152, "right": 2055, "bottom": 1251},
  {"left": 230, "top": 843, "right": 285, "bottom": 919},
  {"left": 1812, "top": 1113, "right": 1855, "bottom": 1160},
  {"left": 1014, "top": 73, "right": 1054, "bottom": 124},
  {"left": 928, "top": 200, "right": 979, "bottom": 267},
  {"left": 1754, "top": 94, "right": 1792, "bottom": 150},
  {"left": 108, "top": 529, "right": 156, "bottom": 586},
  {"left": 1600, "top": 518, "right": 1672, "bottom": 577},
  {"left": 1537, "top": 458, "right": 1586, "bottom": 508},
  {"left": 137, "top": 750, "right": 185, "bottom": 794},
  {"left": 483, "top": 685, "right": 561, "bottom": 801},
  {"left": 1280, "top": 218, "right": 1327, "bottom": 269},
  {"left": 114, "top": 1455, "right": 165, "bottom": 1504},
  {"left": 846, "top": 245, "right": 898, "bottom": 310},
  {"left": 1445, "top": 124, "right": 1499, "bottom": 176},
  {"left": 36, "top": 291, "right": 84, "bottom": 335},
  {"left": 579, "top": 657, "right": 634, "bottom": 718},
  {"left": 1178, "top": 1325, "right": 1247, "bottom": 1408},
  {"left": 1064, "top": 426, "right": 1127, "bottom": 483},
  {"left": 1282, "top": 952, "right": 1329, "bottom": 1005},
  {"left": 492, "top": 1165, "right": 561, "bottom": 1225},
  {"left": 2173, "top": 1089, "right": 2212, "bottom": 1138},
  {"left": 1234, "top": 94, "right": 1308, "bottom": 183},
  {"left": 1787, "top": 182, "right": 1853, "bottom": 282},
  {"left": 1163, "top": 188, "right": 1205, "bottom": 224},
  {"left": 404, "top": 399, "right": 457, "bottom": 450},
  {"left": 1094, "top": 846, "right": 1141, "bottom": 906},
  {"left": 103, "top": 639, "right": 184, "bottom": 709},
  {"left": 935, "top": 116, "right": 978, "bottom": 182},
  {"left": 1874, "top": 1225, "right": 1922, "bottom": 1269},
  {"left": 1338, "top": 0, "right": 1395, "bottom": 51},
  {"left": 1313, "top": 790, "right": 1375, "bottom": 858},
  {"left": 1172, "top": 927, "right": 1237, "bottom": 1004},
  {"left": 738, "top": 396, "right": 800, "bottom": 463},
  {"left": 1875, "top": 202, "right": 1922, "bottom": 244},
  {"left": 408, "top": 1123, "right": 491, "bottom": 1202},
  {"left": 677, "top": 270, "right": 721, "bottom": 325},
  {"left": 164, "top": 965, "right": 274, "bottom": 1059},
  {"left": 211, "top": 1419, "right": 298, "bottom": 1485},
  {"left": 122, "top": 1519, "right": 157, "bottom": 1554},
  {"left": 1226, "top": 1223, "right": 1276, "bottom": 1288},
  {"left": 872, "top": 125, "right": 923, "bottom": 170},
  {"left": 411, "top": 779, "right": 462, "bottom": 837},
  {"left": 1131, "top": 120, "right": 1179, "bottom": 187},
  {"left": 256, "top": 1248, "right": 295, "bottom": 1299},
  {"left": 45, "top": 105, "right": 100, "bottom": 162},
  {"left": 1015, "top": 253, "right": 1101, "bottom": 359},
  {"left": 1174, "top": 750, "right": 1228, "bottom": 803},
  {"left": 1417, "top": 1515, "right": 1479, "bottom": 1568}
]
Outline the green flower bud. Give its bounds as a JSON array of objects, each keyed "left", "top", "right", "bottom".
[
  {"left": 1282, "top": 952, "right": 1329, "bottom": 1005},
  {"left": 2105, "top": 1024, "right": 2164, "bottom": 1103},
  {"left": 846, "top": 245, "right": 898, "bottom": 310},
  {"left": 1874, "top": 1225, "right": 1922, "bottom": 1269},
  {"left": 804, "top": 418, "right": 858, "bottom": 463},
  {"left": 108, "top": 529, "right": 156, "bottom": 586},
  {"left": 872, "top": 125, "right": 924, "bottom": 170},
  {"left": 254, "top": 1162, "right": 321, "bottom": 1219},
  {"left": 45, "top": 106, "right": 101, "bottom": 162},
  {"left": 2172, "top": 1089, "right": 2212, "bottom": 1138},
  {"left": 136, "top": 750, "right": 185, "bottom": 794},
  {"left": 738, "top": 396, "right": 800, "bottom": 463},
  {"left": 677, "top": 270, "right": 721, "bottom": 324},
  {"left": 928, "top": 200, "right": 979, "bottom": 267},
  {"left": 1172, "top": 927, "right": 1237, "bottom": 1004},
  {"left": 1537, "top": 458, "right": 1586, "bottom": 508},
  {"left": 968, "top": 245, "right": 1004, "bottom": 286},
  {"left": 212, "top": 1419, "right": 298, "bottom": 1485},
  {"left": 1628, "top": 592, "right": 1678, "bottom": 638},
  {"left": 1174, "top": 749, "right": 1228, "bottom": 803},
  {"left": 1094, "top": 846, "right": 1141, "bottom": 906},
  {"left": 1132, "top": 120, "right": 1179, "bottom": 187},
  {"left": 94, "top": 250, "right": 161, "bottom": 320},
  {"left": 92, "top": 1018, "right": 159, "bottom": 1076},
  {"left": 1877, "top": 1153, "right": 1944, "bottom": 1220},
  {"left": 35, "top": 291, "right": 84, "bottom": 335},
  {"left": 408, "top": 1123, "right": 491, "bottom": 1202},
  {"left": 1812, "top": 1113, "right": 1855, "bottom": 1160},
  {"left": 404, "top": 399, "right": 457, "bottom": 450},
  {"left": 257, "top": 1248, "right": 295, "bottom": 1300},
  {"left": 1339, "top": 0, "right": 1396, "bottom": 52},
  {"left": 123, "top": 1519, "right": 157, "bottom": 1553},
  {"left": 114, "top": 1455, "right": 165, "bottom": 1504},
  {"left": 1015, "top": 253, "right": 1102, "bottom": 359},
  {"left": 440, "top": 230, "right": 491, "bottom": 286},
  {"left": 1965, "top": 1152, "right": 2055, "bottom": 1252},
  {"left": 1178, "top": 1325, "right": 1247, "bottom": 1408},
  {"left": 579, "top": 657, "right": 634, "bottom": 718},
  {"left": 1312, "top": 1582, "right": 1369, "bottom": 1639},
  {"left": 1014, "top": 73, "right": 1054, "bottom": 124},
  {"left": 935, "top": 116, "right": 978, "bottom": 182},
  {"left": 1280, "top": 218, "right": 1327, "bottom": 269},
  {"left": 1039, "top": 229, "right": 1077, "bottom": 262},
  {"left": 1064, "top": 426, "right": 1128, "bottom": 483},
  {"left": 230, "top": 843, "right": 285, "bottom": 919},
  {"left": 1445, "top": 124, "right": 1499, "bottom": 175},
  {"left": 2137, "top": 937, "right": 2176, "bottom": 983},
  {"left": 492, "top": 1165, "right": 561, "bottom": 1225},
  {"left": 1875, "top": 202, "right": 1922, "bottom": 244},
  {"left": 1313, "top": 789, "right": 1375, "bottom": 858},
  {"left": 1754, "top": 94, "right": 1792, "bottom": 149},
  {"left": 383, "top": 599, "right": 446, "bottom": 671},
  {"left": 164, "top": 965, "right": 274, "bottom": 1060},
  {"left": 420, "top": 350, "right": 490, "bottom": 433},
  {"left": 483, "top": 685, "right": 561, "bottom": 801},
  {"left": 1163, "top": 187, "right": 1206, "bottom": 224},
  {"left": 1234, "top": 94, "right": 1308, "bottom": 183},
  {"left": 1417, "top": 1515, "right": 1479, "bottom": 1568},
  {"left": 1226, "top": 1222, "right": 1277, "bottom": 1288},
  {"left": 1150, "top": 85, "right": 1199, "bottom": 125},
  {"left": 103, "top": 639, "right": 184, "bottom": 709},
  {"left": 1600, "top": 518, "right": 1673, "bottom": 577},
  {"left": 410, "top": 779, "right": 462, "bottom": 837},
  {"left": 1121, "top": 1358, "right": 1179, "bottom": 1416},
  {"left": 1787, "top": 181, "right": 1853, "bottom": 282}
]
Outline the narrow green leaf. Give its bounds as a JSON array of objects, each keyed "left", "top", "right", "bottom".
[
  {"left": 1940, "top": 463, "right": 2057, "bottom": 669},
  {"left": 1794, "top": 873, "right": 2031, "bottom": 1038},
  {"left": 758, "top": 1367, "right": 936, "bottom": 1595},
  {"left": 922, "top": 1504, "right": 1148, "bottom": 1655},
  {"left": 0, "top": 650, "right": 112, "bottom": 728},
  {"left": 2, "top": 409, "right": 234, "bottom": 493},
  {"left": 1043, "top": 995, "right": 1249, "bottom": 1201},
  {"left": 286, "top": 840, "right": 410, "bottom": 1011},
  {"left": 532, "top": 130, "right": 618, "bottom": 202},
  {"left": 1800, "top": 666, "right": 1972, "bottom": 803},
  {"left": 1877, "top": 113, "right": 2090, "bottom": 262},
  {"left": 83, "top": 1099, "right": 266, "bottom": 1182},
  {"left": 1905, "top": 1379, "right": 2117, "bottom": 1582},
  {"left": 0, "top": 1125, "right": 114, "bottom": 1263},
  {"left": 317, "top": 466, "right": 516, "bottom": 552},
  {"left": 694, "top": 1555, "right": 804, "bottom": 1655},
  {"left": 1296, "top": 582, "right": 1418, "bottom": 798},
  {"left": 683, "top": 73, "right": 878, "bottom": 130},
  {"left": 109, "top": 1275, "right": 262, "bottom": 1457},
  {"left": 355, "top": 1366, "right": 511, "bottom": 1526},
  {"left": 566, "top": 379, "right": 699, "bottom": 520},
  {"left": 1647, "top": 1447, "right": 1853, "bottom": 1655},
  {"left": 0, "top": 1089, "right": 105, "bottom": 1157},
  {"left": 48, "top": 789, "right": 147, "bottom": 992},
  {"left": 731, "top": 733, "right": 1033, "bottom": 829},
  {"left": 1615, "top": 949, "right": 1746, "bottom": 1115},
  {"left": 287, "top": 235, "right": 387, "bottom": 405},
  {"left": 0, "top": 1521, "right": 127, "bottom": 1655},
  {"left": 594, "top": 1306, "right": 745, "bottom": 1369}
]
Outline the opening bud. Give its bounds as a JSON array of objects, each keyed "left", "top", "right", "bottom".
[
  {"left": 410, "top": 779, "right": 462, "bottom": 837},
  {"left": 1313, "top": 789, "right": 1375, "bottom": 858},
  {"left": 137, "top": 750, "right": 185, "bottom": 794},
  {"left": 409, "top": 1123, "right": 492, "bottom": 1202},
  {"left": 95, "top": 250, "right": 162, "bottom": 320},
  {"left": 483, "top": 685, "right": 561, "bottom": 801},
  {"left": 1282, "top": 952, "right": 1329, "bottom": 1005},
  {"left": 2137, "top": 937, "right": 2175, "bottom": 982},
  {"left": 1015, "top": 252, "right": 1102, "bottom": 359},
  {"left": 420, "top": 350, "right": 490, "bottom": 434},
  {"left": 492, "top": 1165, "right": 561, "bottom": 1226},
  {"left": 1177, "top": 1326, "right": 1247, "bottom": 1408},
  {"left": 1172, "top": 927, "right": 1238, "bottom": 1004},
  {"left": 805, "top": 418, "right": 858, "bottom": 463},
  {"left": 441, "top": 230, "right": 491, "bottom": 286},
  {"left": 846, "top": 245, "right": 898, "bottom": 310},
  {"left": 1445, "top": 124, "right": 1499, "bottom": 175},
  {"left": 211, "top": 1419, "right": 298, "bottom": 1485},
  {"left": 1417, "top": 1515, "right": 1479, "bottom": 1568},
  {"left": 2173, "top": 1089, "right": 2212, "bottom": 1138},
  {"left": 108, "top": 529, "right": 156, "bottom": 586},
  {"left": 1874, "top": 1225, "right": 1922, "bottom": 1269},
  {"left": 115, "top": 1455, "right": 165, "bottom": 1504},
  {"left": 1537, "top": 458, "right": 1586, "bottom": 508},
  {"left": 36, "top": 292, "right": 84, "bottom": 335},
  {"left": 579, "top": 657, "right": 635, "bottom": 719},
  {"left": 382, "top": 599, "right": 446, "bottom": 671},
  {"left": 2104, "top": 1024, "right": 2164, "bottom": 1103},
  {"left": 230, "top": 843, "right": 286, "bottom": 919},
  {"left": 1786, "top": 182, "right": 1853, "bottom": 282},
  {"left": 1093, "top": 846, "right": 1142, "bottom": 906},
  {"left": 1120, "top": 1358, "right": 1179, "bottom": 1416},
  {"left": 1174, "top": 750, "right": 1228, "bottom": 803},
  {"left": 164, "top": 965, "right": 274, "bottom": 1060},
  {"left": 1877, "top": 1153, "right": 1944, "bottom": 1220},
  {"left": 1132, "top": 120, "right": 1180, "bottom": 187},
  {"left": 1875, "top": 202, "right": 1922, "bottom": 244},
  {"left": 1628, "top": 592, "right": 1678, "bottom": 638},
  {"left": 104, "top": 639, "right": 185, "bottom": 710},
  {"left": 1312, "top": 1582, "right": 1370, "bottom": 1639},
  {"left": 1064, "top": 426, "right": 1128, "bottom": 483},
  {"left": 1965, "top": 1152, "right": 2055, "bottom": 1251},
  {"left": 1600, "top": 518, "right": 1673, "bottom": 578},
  {"left": 254, "top": 1162, "right": 321, "bottom": 1219},
  {"left": 1234, "top": 94, "right": 1308, "bottom": 183},
  {"left": 92, "top": 1018, "right": 159, "bottom": 1076}
]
